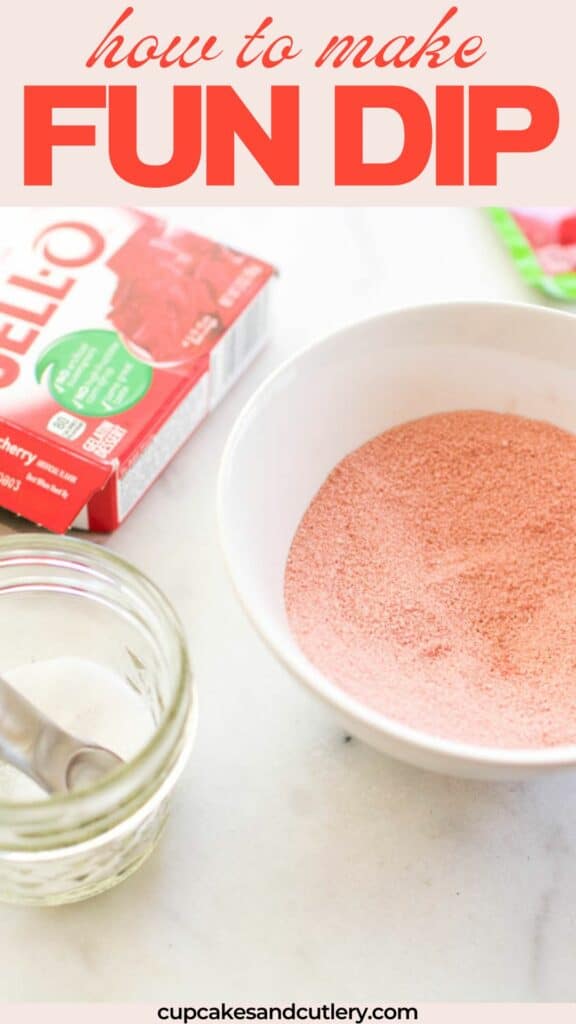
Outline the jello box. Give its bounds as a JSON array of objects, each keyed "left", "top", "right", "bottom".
[{"left": 0, "top": 209, "right": 275, "bottom": 532}]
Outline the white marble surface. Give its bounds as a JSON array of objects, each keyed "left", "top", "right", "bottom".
[{"left": 0, "top": 207, "right": 575, "bottom": 1003}]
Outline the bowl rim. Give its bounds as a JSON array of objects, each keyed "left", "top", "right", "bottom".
[{"left": 218, "top": 298, "right": 576, "bottom": 770}]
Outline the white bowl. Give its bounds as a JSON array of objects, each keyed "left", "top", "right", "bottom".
[{"left": 218, "top": 301, "right": 576, "bottom": 779}]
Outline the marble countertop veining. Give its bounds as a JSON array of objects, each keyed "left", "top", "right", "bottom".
[{"left": 0, "top": 207, "right": 574, "bottom": 1003}]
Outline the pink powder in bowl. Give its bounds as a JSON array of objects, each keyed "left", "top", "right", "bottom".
[{"left": 284, "top": 410, "right": 576, "bottom": 749}]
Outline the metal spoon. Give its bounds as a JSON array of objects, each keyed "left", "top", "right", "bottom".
[{"left": 0, "top": 673, "right": 124, "bottom": 795}]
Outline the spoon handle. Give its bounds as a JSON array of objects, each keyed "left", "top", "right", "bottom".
[{"left": 0, "top": 674, "right": 79, "bottom": 794}]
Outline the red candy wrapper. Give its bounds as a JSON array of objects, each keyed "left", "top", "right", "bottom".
[{"left": 490, "top": 208, "right": 576, "bottom": 300}]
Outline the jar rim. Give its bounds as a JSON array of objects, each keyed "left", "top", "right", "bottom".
[{"left": 0, "top": 533, "right": 194, "bottom": 848}]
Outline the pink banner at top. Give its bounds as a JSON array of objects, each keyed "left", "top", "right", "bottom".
[{"left": 0, "top": 0, "right": 572, "bottom": 204}]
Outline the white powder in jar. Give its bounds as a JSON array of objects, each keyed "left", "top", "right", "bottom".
[{"left": 0, "top": 656, "right": 154, "bottom": 801}]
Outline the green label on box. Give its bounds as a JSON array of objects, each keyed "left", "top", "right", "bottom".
[{"left": 36, "top": 329, "right": 152, "bottom": 417}]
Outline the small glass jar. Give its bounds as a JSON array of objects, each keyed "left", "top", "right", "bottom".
[{"left": 0, "top": 534, "right": 195, "bottom": 905}]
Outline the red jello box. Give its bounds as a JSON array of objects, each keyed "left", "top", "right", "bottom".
[{"left": 0, "top": 209, "right": 275, "bottom": 532}]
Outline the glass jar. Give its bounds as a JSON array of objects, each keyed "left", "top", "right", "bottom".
[{"left": 0, "top": 534, "right": 195, "bottom": 905}]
